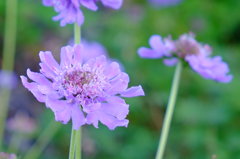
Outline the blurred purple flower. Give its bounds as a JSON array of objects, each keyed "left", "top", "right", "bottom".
[
  {"left": 149, "top": 0, "right": 182, "bottom": 7},
  {"left": 42, "top": 0, "right": 123, "bottom": 26},
  {"left": 7, "top": 112, "right": 37, "bottom": 135},
  {"left": 81, "top": 40, "right": 108, "bottom": 62},
  {"left": 0, "top": 152, "right": 17, "bottom": 159},
  {"left": 138, "top": 33, "right": 233, "bottom": 83},
  {"left": 21, "top": 44, "right": 144, "bottom": 130},
  {"left": 0, "top": 70, "right": 17, "bottom": 90}
]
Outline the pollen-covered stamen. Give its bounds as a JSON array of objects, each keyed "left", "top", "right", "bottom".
[
  {"left": 62, "top": 70, "right": 95, "bottom": 96},
  {"left": 175, "top": 37, "right": 200, "bottom": 58}
]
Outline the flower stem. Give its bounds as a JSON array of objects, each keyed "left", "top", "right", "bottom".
[
  {"left": 68, "top": 23, "right": 82, "bottom": 159},
  {"left": 69, "top": 128, "right": 76, "bottom": 159},
  {"left": 74, "top": 23, "right": 81, "bottom": 44},
  {"left": 75, "top": 128, "right": 81, "bottom": 159},
  {"left": 0, "top": 0, "right": 18, "bottom": 149},
  {"left": 155, "top": 61, "right": 182, "bottom": 159},
  {"left": 23, "top": 121, "right": 61, "bottom": 159}
]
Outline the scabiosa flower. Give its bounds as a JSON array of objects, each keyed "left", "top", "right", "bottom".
[
  {"left": 138, "top": 33, "right": 232, "bottom": 83},
  {"left": 21, "top": 44, "right": 144, "bottom": 130},
  {"left": 43, "top": 0, "right": 123, "bottom": 26}
]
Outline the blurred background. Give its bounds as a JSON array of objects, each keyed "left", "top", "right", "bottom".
[{"left": 1, "top": 0, "right": 240, "bottom": 158}]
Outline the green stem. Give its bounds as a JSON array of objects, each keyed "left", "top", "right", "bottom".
[
  {"left": 0, "top": 0, "right": 18, "bottom": 149},
  {"left": 74, "top": 23, "right": 81, "bottom": 44},
  {"left": 69, "top": 129, "right": 76, "bottom": 159},
  {"left": 75, "top": 128, "right": 81, "bottom": 159},
  {"left": 68, "top": 23, "right": 82, "bottom": 159},
  {"left": 23, "top": 121, "right": 61, "bottom": 159},
  {"left": 155, "top": 61, "right": 182, "bottom": 159}
]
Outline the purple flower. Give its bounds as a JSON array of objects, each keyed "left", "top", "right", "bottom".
[
  {"left": 43, "top": 0, "right": 123, "bottom": 26},
  {"left": 81, "top": 40, "right": 108, "bottom": 62},
  {"left": 0, "top": 152, "right": 17, "bottom": 159},
  {"left": 148, "top": 0, "right": 182, "bottom": 7},
  {"left": 21, "top": 44, "right": 144, "bottom": 130},
  {"left": 7, "top": 112, "right": 37, "bottom": 134},
  {"left": 138, "top": 33, "right": 233, "bottom": 83},
  {"left": 0, "top": 70, "right": 17, "bottom": 90}
]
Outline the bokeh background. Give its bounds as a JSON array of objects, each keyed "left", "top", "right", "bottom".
[{"left": 1, "top": 0, "right": 240, "bottom": 158}]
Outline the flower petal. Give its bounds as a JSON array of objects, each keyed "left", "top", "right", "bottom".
[
  {"left": 101, "top": 0, "right": 123, "bottom": 9},
  {"left": 108, "top": 72, "right": 129, "bottom": 95},
  {"left": 163, "top": 58, "right": 178, "bottom": 66},
  {"left": 102, "top": 96, "right": 129, "bottom": 120},
  {"left": 120, "top": 85, "right": 145, "bottom": 97},
  {"left": 138, "top": 47, "right": 163, "bottom": 59},
  {"left": 71, "top": 104, "right": 85, "bottom": 130},
  {"left": 39, "top": 51, "right": 60, "bottom": 74},
  {"left": 80, "top": 0, "right": 98, "bottom": 11},
  {"left": 21, "top": 76, "right": 45, "bottom": 102}
]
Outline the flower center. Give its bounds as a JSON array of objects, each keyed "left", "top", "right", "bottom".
[
  {"left": 175, "top": 38, "right": 200, "bottom": 58},
  {"left": 62, "top": 70, "right": 94, "bottom": 96},
  {"left": 59, "top": 67, "right": 109, "bottom": 105}
]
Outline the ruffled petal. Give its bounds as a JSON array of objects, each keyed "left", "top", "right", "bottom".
[
  {"left": 104, "top": 62, "right": 121, "bottom": 79},
  {"left": 98, "top": 112, "right": 129, "bottom": 130},
  {"left": 108, "top": 72, "right": 129, "bottom": 95},
  {"left": 26, "top": 69, "right": 52, "bottom": 86},
  {"left": 138, "top": 47, "right": 163, "bottom": 59},
  {"left": 20, "top": 76, "right": 46, "bottom": 102},
  {"left": 86, "top": 111, "right": 129, "bottom": 130},
  {"left": 80, "top": 0, "right": 98, "bottom": 11},
  {"left": 163, "top": 58, "right": 178, "bottom": 66},
  {"left": 82, "top": 103, "right": 101, "bottom": 113},
  {"left": 42, "top": 0, "right": 52, "bottom": 6},
  {"left": 185, "top": 55, "right": 233, "bottom": 83},
  {"left": 54, "top": 106, "right": 71, "bottom": 124},
  {"left": 72, "top": 44, "right": 83, "bottom": 65},
  {"left": 71, "top": 104, "right": 85, "bottom": 130},
  {"left": 45, "top": 97, "right": 66, "bottom": 112},
  {"left": 60, "top": 45, "right": 74, "bottom": 67},
  {"left": 39, "top": 51, "right": 60, "bottom": 74},
  {"left": 100, "top": 0, "right": 123, "bottom": 9},
  {"left": 120, "top": 85, "right": 145, "bottom": 97},
  {"left": 102, "top": 96, "right": 129, "bottom": 120},
  {"left": 149, "top": 35, "right": 164, "bottom": 51}
]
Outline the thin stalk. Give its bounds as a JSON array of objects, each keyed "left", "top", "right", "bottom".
[
  {"left": 69, "top": 129, "right": 76, "bottom": 159},
  {"left": 0, "top": 0, "right": 18, "bottom": 148},
  {"left": 68, "top": 23, "right": 82, "bottom": 159},
  {"left": 74, "top": 23, "right": 81, "bottom": 44},
  {"left": 23, "top": 121, "right": 61, "bottom": 159},
  {"left": 75, "top": 128, "right": 81, "bottom": 159},
  {"left": 155, "top": 61, "right": 182, "bottom": 159}
]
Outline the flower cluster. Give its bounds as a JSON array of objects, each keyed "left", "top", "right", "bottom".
[
  {"left": 21, "top": 45, "right": 144, "bottom": 130},
  {"left": 138, "top": 33, "right": 232, "bottom": 83},
  {"left": 43, "top": 0, "right": 123, "bottom": 26}
]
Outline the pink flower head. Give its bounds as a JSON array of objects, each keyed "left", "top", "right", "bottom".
[
  {"left": 43, "top": 0, "right": 123, "bottom": 26},
  {"left": 138, "top": 33, "right": 233, "bottom": 83},
  {"left": 21, "top": 44, "right": 144, "bottom": 130}
]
